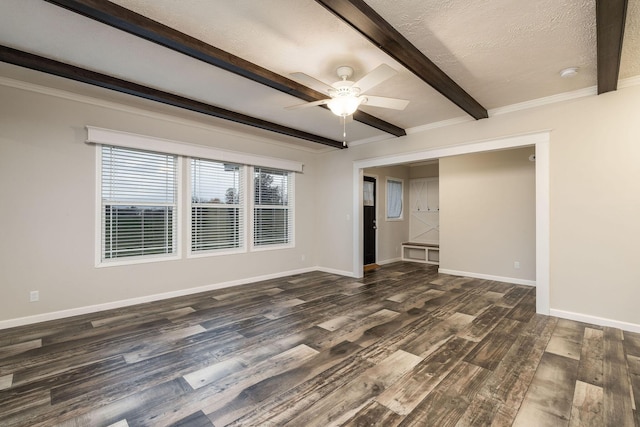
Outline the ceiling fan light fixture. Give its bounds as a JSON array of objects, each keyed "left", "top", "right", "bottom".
[{"left": 327, "top": 95, "right": 363, "bottom": 117}]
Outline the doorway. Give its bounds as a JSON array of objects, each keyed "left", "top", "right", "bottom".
[
  {"left": 352, "top": 131, "right": 550, "bottom": 315},
  {"left": 363, "top": 176, "right": 376, "bottom": 266}
]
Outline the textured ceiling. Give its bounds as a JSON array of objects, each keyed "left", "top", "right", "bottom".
[
  {"left": 0, "top": 0, "right": 638, "bottom": 149},
  {"left": 366, "top": 0, "right": 597, "bottom": 107}
]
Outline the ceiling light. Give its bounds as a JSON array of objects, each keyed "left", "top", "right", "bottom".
[
  {"left": 327, "top": 95, "right": 363, "bottom": 117},
  {"left": 560, "top": 67, "right": 579, "bottom": 78}
]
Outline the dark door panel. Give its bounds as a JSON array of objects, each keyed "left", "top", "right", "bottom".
[{"left": 363, "top": 176, "right": 376, "bottom": 265}]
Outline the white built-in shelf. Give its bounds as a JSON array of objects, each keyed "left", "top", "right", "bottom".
[{"left": 401, "top": 242, "right": 440, "bottom": 265}]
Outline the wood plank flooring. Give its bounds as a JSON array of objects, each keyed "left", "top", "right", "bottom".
[{"left": 1, "top": 262, "right": 639, "bottom": 426}]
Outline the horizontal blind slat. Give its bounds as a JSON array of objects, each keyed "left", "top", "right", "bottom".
[
  {"left": 254, "top": 167, "right": 292, "bottom": 247},
  {"left": 101, "top": 145, "right": 178, "bottom": 261},
  {"left": 191, "top": 159, "right": 244, "bottom": 253}
]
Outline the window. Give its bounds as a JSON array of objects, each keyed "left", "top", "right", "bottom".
[
  {"left": 91, "top": 128, "right": 301, "bottom": 263},
  {"left": 100, "top": 145, "right": 179, "bottom": 263},
  {"left": 363, "top": 180, "right": 375, "bottom": 207},
  {"left": 190, "top": 159, "right": 244, "bottom": 254},
  {"left": 253, "top": 167, "right": 293, "bottom": 247},
  {"left": 386, "top": 178, "right": 403, "bottom": 220}
]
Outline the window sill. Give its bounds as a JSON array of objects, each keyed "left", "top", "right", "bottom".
[{"left": 96, "top": 253, "right": 181, "bottom": 268}]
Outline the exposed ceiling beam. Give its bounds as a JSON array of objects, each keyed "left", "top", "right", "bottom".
[
  {"left": 596, "top": 0, "right": 628, "bottom": 94},
  {"left": 44, "top": 0, "right": 406, "bottom": 138},
  {"left": 0, "top": 45, "right": 345, "bottom": 149},
  {"left": 315, "top": 0, "right": 488, "bottom": 120}
]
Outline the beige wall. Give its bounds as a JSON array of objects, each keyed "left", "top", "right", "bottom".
[
  {"left": 316, "top": 84, "right": 640, "bottom": 327},
  {"left": 0, "top": 84, "right": 318, "bottom": 322},
  {"left": 3, "top": 78, "right": 640, "bottom": 330},
  {"left": 363, "top": 165, "right": 410, "bottom": 264},
  {"left": 439, "top": 147, "right": 536, "bottom": 281},
  {"left": 410, "top": 162, "right": 439, "bottom": 179}
]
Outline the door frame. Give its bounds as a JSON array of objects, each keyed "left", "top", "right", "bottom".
[
  {"left": 363, "top": 173, "right": 379, "bottom": 266},
  {"left": 352, "top": 131, "right": 550, "bottom": 315}
]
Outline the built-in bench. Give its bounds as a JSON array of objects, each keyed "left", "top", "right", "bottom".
[{"left": 401, "top": 242, "right": 440, "bottom": 265}]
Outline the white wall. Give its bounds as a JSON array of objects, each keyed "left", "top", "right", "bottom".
[
  {"left": 316, "top": 83, "right": 640, "bottom": 329},
  {"left": 363, "top": 165, "right": 410, "bottom": 264},
  {"left": 439, "top": 147, "right": 536, "bottom": 282},
  {"left": 0, "top": 83, "right": 318, "bottom": 323}
]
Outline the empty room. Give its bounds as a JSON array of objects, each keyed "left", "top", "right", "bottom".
[{"left": 1, "top": 1, "right": 639, "bottom": 426}]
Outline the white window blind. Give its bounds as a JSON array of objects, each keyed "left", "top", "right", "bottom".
[
  {"left": 253, "top": 167, "right": 293, "bottom": 247},
  {"left": 191, "top": 159, "right": 244, "bottom": 253},
  {"left": 387, "top": 178, "right": 403, "bottom": 220},
  {"left": 101, "top": 145, "right": 178, "bottom": 261}
]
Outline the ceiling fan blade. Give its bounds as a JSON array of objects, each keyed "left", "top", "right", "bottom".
[
  {"left": 361, "top": 95, "right": 409, "bottom": 110},
  {"left": 286, "top": 98, "right": 330, "bottom": 110},
  {"left": 289, "top": 72, "right": 333, "bottom": 94},
  {"left": 353, "top": 64, "right": 397, "bottom": 93}
]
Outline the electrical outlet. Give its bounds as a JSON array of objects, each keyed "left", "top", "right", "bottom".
[
  {"left": 514, "top": 261, "right": 520, "bottom": 269},
  {"left": 301, "top": 254, "right": 306, "bottom": 262},
  {"left": 30, "top": 290, "right": 39, "bottom": 302}
]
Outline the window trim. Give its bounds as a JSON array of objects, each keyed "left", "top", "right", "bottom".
[
  {"left": 87, "top": 126, "right": 303, "bottom": 173},
  {"left": 95, "top": 145, "right": 182, "bottom": 268},
  {"left": 386, "top": 177, "right": 404, "bottom": 221}
]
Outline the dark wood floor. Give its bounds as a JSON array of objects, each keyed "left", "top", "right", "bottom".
[{"left": 1, "top": 262, "right": 639, "bottom": 426}]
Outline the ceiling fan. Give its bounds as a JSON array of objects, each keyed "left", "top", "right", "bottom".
[{"left": 287, "top": 64, "right": 409, "bottom": 145}]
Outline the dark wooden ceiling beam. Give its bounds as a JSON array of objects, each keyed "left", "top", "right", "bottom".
[
  {"left": 0, "top": 45, "right": 345, "bottom": 149},
  {"left": 596, "top": 0, "right": 628, "bottom": 94},
  {"left": 44, "top": 0, "right": 406, "bottom": 137},
  {"left": 315, "top": 0, "right": 488, "bottom": 120}
]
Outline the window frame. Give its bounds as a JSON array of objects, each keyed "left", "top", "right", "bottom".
[
  {"left": 386, "top": 177, "right": 404, "bottom": 221},
  {"left": 187, "top": 158, "right": 248, "bottom": 258},
  {"left": 95, "top": 145, "right": 182, "bottom": 267},
  {"left": 90, "top": 127, "right": 302, "bottom": 265},
  {"left": 250, "top": 166, "right": 295, "bottom": 251}
]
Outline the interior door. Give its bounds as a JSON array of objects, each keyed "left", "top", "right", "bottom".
[{"left": 363, "top": 176, "right": 376, "bottom": 265}]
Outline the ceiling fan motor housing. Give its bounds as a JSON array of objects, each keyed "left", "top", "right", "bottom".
[
  {"left": 330, "top": 83, "right": 360, "bottom": 98},
  {"left": 336, "top": 65, "right": 354, "bottom": 80}
]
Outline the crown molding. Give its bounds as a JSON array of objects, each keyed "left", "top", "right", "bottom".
[
  {"left": 375, "top": 78, "right": 640, "bottom": 143},
  {"left": 489, "top": 76, "right": 640, "bottom": 116},
  {"left": 405, "top": 116, "right": 473, "bottom": 135},
  {"left": 347, "top": 133, "right": 394, "bottom": 148},
  {"left": 488, "top": 86, "right": 598, "bottom": 117},
  {"left": 349, "top": 116, "right": 474, "bottom": 146}
]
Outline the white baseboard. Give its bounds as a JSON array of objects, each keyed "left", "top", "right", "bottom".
[
  {"left": 378, "top": 257, "right": 402, "bottom": 266},
  {"left": 438, "top": 268, "right": 536, "bottom": 287},
  {"left": 550, "top": 309, "right": 640, "bottom": 334},
  {"left": 5, "top": 265, "right": 639, "bottom": 337},
  {"left": 315, "top": 266, "right": 358, "bottom": 278},
  {"left": 0, "top": 267, "right": 318, "bottom": 330}
]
